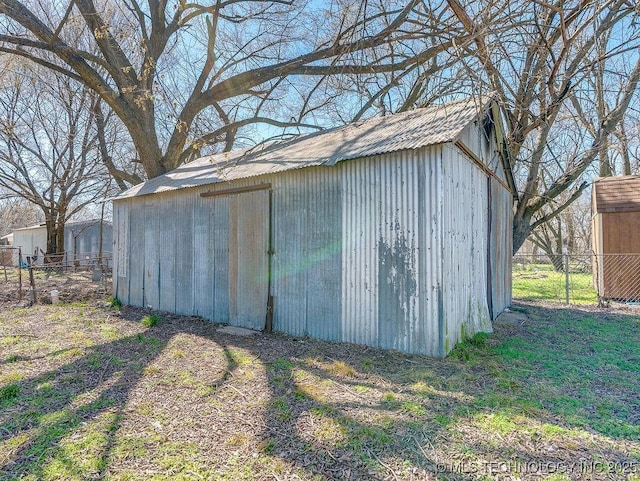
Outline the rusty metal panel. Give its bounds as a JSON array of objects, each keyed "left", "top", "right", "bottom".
[{"left": 440, "top": 144, "right": 492, "bottom": 354}]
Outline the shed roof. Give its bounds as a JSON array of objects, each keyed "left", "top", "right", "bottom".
[
  {"left": 12, "top": 224, "right": 46, "bottom": 232},
  {"left": 593, "top": 176, "right": 640, "bottom": 214},
  {"left": 118, "top": 96, "right": 495, "bottom": 199}
]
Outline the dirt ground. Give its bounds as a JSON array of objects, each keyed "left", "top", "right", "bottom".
[
  {"left": 0, "top": 269, "right": 110, "bottom": 306},
  {"left": 0, "top": 279, "right": 639, "bottom": 480}
]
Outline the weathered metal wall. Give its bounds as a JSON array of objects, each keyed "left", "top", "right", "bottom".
[
  {"left": 339, "top": 148, "right": 442, "bottom": 355},
  {"left": 457, "top": 114, "right": 507, "bottom": 183},
  {"left": 63, "top": 222, "right": 113, "bottom": 266},
  {"left": 113, "top": 142, "right": 512, "bottom": 357},
  {"left": 490, "top": 178, "right": 513, "bottom": 314},
  {"left": 271, "top": 167, "right": 343, "bottom": 339},
  {"left": 441, "top": 144, "right": 492, "bottom": 354},
  {"left": 458, "top": 118, "right": 513, "bottom": 318}
]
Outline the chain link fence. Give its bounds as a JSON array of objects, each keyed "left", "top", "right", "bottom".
[{"left": 513, "top": 253, "right": 640, "bottom": 305}]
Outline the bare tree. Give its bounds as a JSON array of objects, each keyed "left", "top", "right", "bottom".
[
  {"left": 0, "top": 197, "right": 42, "bottom": 237},
  {"left": 0, "top": 69, "right": 110, "bottom": 256},
  {"left": 440, "top": 0, "right": 640, "bottom": 252},
  {"left": 0, "top": 0, "right": 460, "bottom": 182}
]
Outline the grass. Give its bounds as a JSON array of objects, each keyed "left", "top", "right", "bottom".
[
  {"left": 0, "top": 299, "right": 638, "bottom": 480},
  {"left": 513, "top": 263, "right": 598, "bottom": 303},
  {"left": 108, "top": 296, "right": 122, "bottom": 310},
  {"left": 140, "top": 313, "right": 161, "bottom": 327}
]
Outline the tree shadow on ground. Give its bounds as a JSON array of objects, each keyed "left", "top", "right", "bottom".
[{"left": 0, "top": 301, "right": 638, "bottom": 480}]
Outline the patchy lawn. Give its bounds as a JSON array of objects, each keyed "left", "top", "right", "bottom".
[
  {"left": 512, "top": 264, "right": 598, "bottom": 304},
  {"left": 0, "top": 299, "right": 639, "bottom": 480}
]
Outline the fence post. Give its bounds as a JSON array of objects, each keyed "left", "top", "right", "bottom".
[
  {"left": 27, "top": 256, "right": 37, "bottom": 306},
  {"left": 563, "top": 247, "right": 569, "bottom": 304},
  {"left": 18, "top": 247, "right": 22, "bottom": 301},
  {"left": 1, "top": 247, "right": 6, "bottom": 282}
]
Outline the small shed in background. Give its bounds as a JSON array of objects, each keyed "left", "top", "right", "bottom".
[
  {"left": 592, "top": 175, "right": 640, "bottom": 299},
  {"left": 11, "top": 224, "right": 46, "bottom": 262},
  {"left": 113, "top": 96, "right": 512, "bottom": 357},
  {"left": 10, "top": 220, "right": 113, "bottom": 266}
]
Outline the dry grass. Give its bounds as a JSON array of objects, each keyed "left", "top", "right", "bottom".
[{"left": 0, "top": 295, "right": 639, "bottom": 480}]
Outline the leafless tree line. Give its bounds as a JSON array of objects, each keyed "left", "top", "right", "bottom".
[{"left": 0, "top": 0, "right": 638, "bottom": 254}]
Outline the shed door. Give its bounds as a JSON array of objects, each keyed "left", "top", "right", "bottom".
[{"left": 225, "top": 189, "right": 270, "bottom": 330}]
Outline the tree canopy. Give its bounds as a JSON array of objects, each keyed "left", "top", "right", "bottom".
[{"left": 0, "top": 0, "right": 639, "bottom": 252}]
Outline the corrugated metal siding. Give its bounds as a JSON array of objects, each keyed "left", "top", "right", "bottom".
[
  {"left": 128, "top": 202, "right": 145, "bottom": 307},
  {"left": 193, "top": 192, "right": 212, "bottom": 318},
  {"left": 114, "top": 200, "right": 128, "bottom": 298},
  {"left": 340, "top": 148, "right": 441, "bottom": 354},
  {"left": 63, "top": 222, "right": 113, "bottom": 265},
  {"left": 441, "top": 144, "right": 492, "bottom": 354},
  {"left": 490, "top": 178, "right": 513, "bottom": 314},
  {"left": 112, "top": 141, "right": 511, "bottom": 357},
  {"left": 158, "top": 194, "right": 177, "bottom": 313},
  {"left": 458, "top": 120, "right": 512, "bottom": 319},
  {"left": 457, "top": 116, "right": 507, "bottom": 183},
  {"left": 231, "top": 190, "right": 270, "bottom": 329},
  {"left": 175, "top": 193, "right": 194, "bottom": 316},
  {"left": 143, "top": 198, "right": 160, "bottom": 309},
  {"left": 271, "top": 167, "right": 343, "bottom": 340},
  {"left": 418, "top": 146, "right": 445, "bottom": 357},
  {"left": 211, "top": 195, "right": 230, "bottom": 322}
]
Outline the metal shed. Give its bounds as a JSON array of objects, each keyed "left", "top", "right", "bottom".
[
  {"left": 592, "top": 175, "right": 640, "bottom": 299},
  {"left": 113, "top": 96, "right": 512, "bottom": 357}
]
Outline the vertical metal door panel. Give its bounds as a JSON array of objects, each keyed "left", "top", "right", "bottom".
[
  {"left": 113, "top": 200, "right": 129, "bottom": 301},
  {"left": 209, "top": 190, "right": 269, "bottom": 329},
  {"left": 230, "top": 190, "right": 269, "bottom": 330},
  {"left": 271, "top": 177, "right": 307, "bottom": 336}
]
